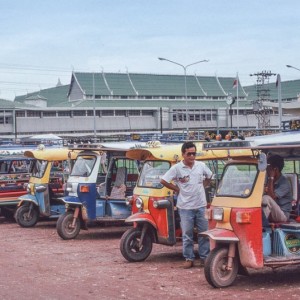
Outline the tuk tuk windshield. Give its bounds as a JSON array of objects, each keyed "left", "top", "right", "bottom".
[
  {"left": 138, "top": 161, "right": 170, "bottom": 189},
  {"left": 71, "top": 156, "right": 96, "bottom": 177},
  {"left": 31, "top": 160, "right": 48, "bottom": 178},
  {"left": 0, "top": 158, "right": 31, "bottom": 174},
  {"left": 216, "top": 163, "right": 258, "bottom": 197}
]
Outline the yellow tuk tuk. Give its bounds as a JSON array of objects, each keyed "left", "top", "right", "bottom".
[{"left": 15, "top": 147, "right": 78, "bottom": 227}]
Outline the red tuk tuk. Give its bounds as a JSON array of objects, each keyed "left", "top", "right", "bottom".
[{"left": 201, "top": 132, "right": 300, "bottom": 288}]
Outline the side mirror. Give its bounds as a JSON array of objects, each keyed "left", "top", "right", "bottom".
[{"left": 258, "top": 153, "right": 267, "bottom": 171}]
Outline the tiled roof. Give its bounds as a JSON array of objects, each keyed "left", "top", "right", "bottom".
[
  {"left": 244, "top": 79, "right": 300, "bottom": 101},
  {"left": 0, "top": 98, "right": 34, "bottom": 108},
  {"left": 13, "top": 72, "right": 300, "bottom": 109},
  {"left": 71, "top": 72, "right": 246, "bottom": 97},
  {"left": 14, "top": 84, "right": 69, "bottom": 106}
]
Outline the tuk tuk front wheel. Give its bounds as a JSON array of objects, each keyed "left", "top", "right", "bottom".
[
  {"left": 120, "top": 227, "right": 153, "bottom": 262},
  {"left": 204, "top": 247, "right": 238, "bottom": 288},
  {"left": 56, "top": 211, "right": 80, "bottom": 240},
  {"left": 15, "top": 204, "right": 39, "bottom": 228}
]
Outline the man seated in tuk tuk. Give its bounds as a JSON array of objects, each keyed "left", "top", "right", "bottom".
[{"left": 262, "top": 155, "right": 293, "bottom": 222}]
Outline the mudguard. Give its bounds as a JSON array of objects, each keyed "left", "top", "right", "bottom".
[
  {"left": 18, "top": 194, "right": 38, "bottom": 206},
  {"left": 200, "top": 228, "right": 239, "bottom": 242},
  {"left": 57, "top": 196, "right": 82, "bottom": 206},
  {"left": 125, "top": 212, "right": 157, "bottom": 229}
]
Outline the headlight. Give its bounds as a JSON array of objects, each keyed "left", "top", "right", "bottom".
[
  {"left": 212, "top": 207, "right": 224, "bottom": 221},
  {"left": 153, "top": 199, "right": 170, "bottom": 209},
  {"left": 125, "top": 196, "right": 133, "bottom": 206},
  {"left": 66, "top": 182, "right": 73, "bottom": 192},
  {"left": 135, "top": 197, "right": 143, "bottom": 209},
  {"left": 35, "top": 185, "right": 47, "bottom": 193},
  {"left": 26, "top": 183, "right": 31, "bottom": 192}
]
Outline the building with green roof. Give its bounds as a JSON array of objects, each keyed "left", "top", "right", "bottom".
[{"left": 0, "top": 71, "right": 299, "bottom": 139}]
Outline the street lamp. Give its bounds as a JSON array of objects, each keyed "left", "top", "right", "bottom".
[
  {"left": 286, "top": 64, "right": 300, "bottom": 72},
  {"left": 158, "top": 57, "right": 209, "bottom": 136}
]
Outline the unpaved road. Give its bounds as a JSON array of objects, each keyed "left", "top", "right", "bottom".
[{"left": 1, "top": 216, "right": 300, "bottom": 300}]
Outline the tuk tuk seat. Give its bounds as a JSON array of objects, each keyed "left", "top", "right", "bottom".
[
  {"left": 285, "top": 173, "right": 300, "bottom": 221},
  {"left": 285, "top": 173, "right": 298, "bottom": 203},
  {"left": 109, "top": 167, "right": 127, "bottom": 199}
]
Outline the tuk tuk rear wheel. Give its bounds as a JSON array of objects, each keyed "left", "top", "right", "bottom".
[
  {"left": 56, "top": 211, "right": 80, "bottom": 240},
  {"left": 120, "top": 227, "right": 153, "bottom": 262},
  {"left": 15, "top": 204, "right": 39, "bottom": 228},
  {"left": 1, "top": 207, "right": 15, "bottom": 221},
  {"left": 204, "top": 247, "right": 238, "bottom": 288}
]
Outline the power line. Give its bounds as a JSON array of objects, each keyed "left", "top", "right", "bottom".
[{"left": 0, "top": 63, "right": 72, "bottom": 73}]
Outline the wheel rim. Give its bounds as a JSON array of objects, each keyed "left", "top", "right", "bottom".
[
  {"left": 216, "top": 256, "right": 233, "bottom": 281},
  {"left": 129, "top": 236, "right": 143, "bottom": 253},
  {"left": 65, "top": 217, "right": 77, "bottom": 234}
]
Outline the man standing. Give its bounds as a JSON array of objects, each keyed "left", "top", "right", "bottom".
[{"left": 160, "top": 141, "right": 212, "bottom": 268}]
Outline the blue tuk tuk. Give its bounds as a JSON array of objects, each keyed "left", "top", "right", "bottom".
[{"left": 56, "top": 143, "right": 140, "bottom": 239}]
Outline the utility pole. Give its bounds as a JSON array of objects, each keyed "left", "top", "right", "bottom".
[{"left": 250, "top": 70, "right": 276, "bottom": 133}]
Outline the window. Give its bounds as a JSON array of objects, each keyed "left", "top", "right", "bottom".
[
  {"left": 129, "top": 110, "right": 140, "bottom": 116},
  {"left": 102, "top": 110, "right": 114, "bottom": 116},
  {"left": 115, "top": 110, "right": 126, "bottom": 116},
  {"left": 31, "top": 160, "right": 48, "bottom": 178},
  {"left": 58, "top": 111, "right": 71, "bottom": 117},
  {"left": 138, "top": 161, "right": 170, "bottom": 189},
  {"left": 16, "top": 111, "right": 25, "bottom": 117},
  {"left": 142, "top": 111, "right": 153, "bottom": 116},
  {"left": 27, "top": 111, "right": 41, "bottom": 117},
  {"left": 71, "top": 156, "right": 96, "bottom": 177},
  {"left": 74, "top": 111, "right": 86, "bottom": 117},
  {"left": 217, "top": 164, "right": 257, "bottom": 197},
  {"left": 87, "top": 111, "right": 98, "bottom": 116},
  {"left": 43, "top": 111, "right": 57, "bottom": 117}
]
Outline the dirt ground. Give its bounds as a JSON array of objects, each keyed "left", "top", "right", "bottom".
[{"left": 1, "top": 216, "right": 300, "bottom": 300}]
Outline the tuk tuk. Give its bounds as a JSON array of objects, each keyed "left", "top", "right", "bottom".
[
  {"left": 55, "top": 143, "right": 140, "bottom": 240},
  {"left": 15, "top": 147, "right": 77, "bottom": 227},
  {"left": 0, "top": 155, "right": 33, "bottom": 219},
  {"left": 201, "top": 132, "right": 300, "bottom": 288},
  {"left": 119, "top": 141, "right": 252, "bottom": 262}
]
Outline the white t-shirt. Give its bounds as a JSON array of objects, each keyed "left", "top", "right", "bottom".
[{"left": 161, "top": 160, "right": 212, "bottom": 209}]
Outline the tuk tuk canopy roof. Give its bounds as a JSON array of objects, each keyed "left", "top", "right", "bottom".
[
  {"left": 126, "top": 142, "right": 253, "bottom": 161},
  {"left": 203, "top": 131, "right": 300, "bottom": 159},
  {"left": 24, "top": 147, "right": 78, "bottom": 161}
]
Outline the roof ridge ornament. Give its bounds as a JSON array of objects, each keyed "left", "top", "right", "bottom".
[
  {"left": 126, "top": 68, "right": 139, "bottom": 96},
  {"left": 194, "top": 73, "right": 207, "bottom": 96},
  {"left": 101, "top": 70, "right": 113, "bottom": 95}
]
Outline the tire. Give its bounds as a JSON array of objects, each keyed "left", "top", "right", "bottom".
[
  {"left": 204, "top": 247, "right": 239, "bottom": 288},
  {"left": 120, "top": 227, "right": 153, "bottom": 262},
  {"left": 15, "top": 204, "right": 39, "bottom": 228},
  {"left": 56, "top": 211, "right": 80, "bottom": 240}
]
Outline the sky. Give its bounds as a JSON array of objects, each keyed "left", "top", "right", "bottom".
[{"left": 1, "top": 0, "right": 300, "bottom": 101}]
